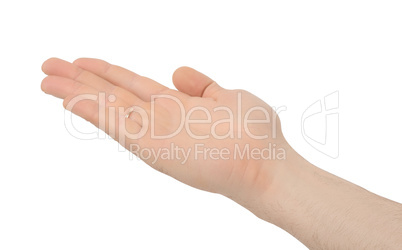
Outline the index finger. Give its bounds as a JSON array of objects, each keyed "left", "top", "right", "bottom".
[{"left": 73, "top": 58, "right": 168, "bottom": 101}]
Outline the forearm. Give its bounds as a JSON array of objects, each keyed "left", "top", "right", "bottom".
[{"left": 249, "top": 153, "right": 402, "bottom": 249}]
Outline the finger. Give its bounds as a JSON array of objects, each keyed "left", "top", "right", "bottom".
[
  {"left": 172, "top": 66, "right": 224, "bottom": 99},
  {"left": 42, "top": 58, "right": 136, "bottom": 104},
  {"left": 41, "top": 75, "right": 81, "bottom": 99},
  {"left": 42, "top": 58, "right": 113, "bottom": 91},
  {"left": 62, "top": 83, "right": 146, "bottom": 141},
  {"left": 73, "top": 58, "right": 168, "bottom": 101},
  {"left": 67, "top": 97, "right": 145, "bottom": 145},
  {"left": 41, "top": 75, "right": 146, "bottom": 118}
]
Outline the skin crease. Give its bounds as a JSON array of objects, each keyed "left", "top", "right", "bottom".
[{"left": 41, "top": 58, "right": 402, "bottom": 249}]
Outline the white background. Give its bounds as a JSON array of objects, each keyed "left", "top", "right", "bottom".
[{"left": 1, "top": 0, "right": 401, "bottom": 249}]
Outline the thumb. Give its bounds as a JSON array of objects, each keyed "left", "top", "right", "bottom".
[{"left": 172, "top": 66, "right": 224, "bottom": 99}]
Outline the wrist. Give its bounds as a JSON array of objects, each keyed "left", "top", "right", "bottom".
[
  {"left": 228, "top": 144, "right": 309, "bottom": 223},
  {"left": 254, "top": 148, "right": 311, "bottom": 223}
]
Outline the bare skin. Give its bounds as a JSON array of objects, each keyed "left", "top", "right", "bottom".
[{"left": 41, "top": 58, "right": 402, "bottom": 249}]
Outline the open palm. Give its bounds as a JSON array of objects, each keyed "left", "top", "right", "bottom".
[{"left": 42, "top": 58, "right": 290, "bottom": 201}]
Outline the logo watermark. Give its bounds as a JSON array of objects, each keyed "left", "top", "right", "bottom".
[
  {"left": 301, "top": 91, "right": 339, "bottom": 158},
  {"left": 63, "top": 90, "right": 339, "bottom": 163}
]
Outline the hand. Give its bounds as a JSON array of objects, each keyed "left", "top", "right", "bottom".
[
  {"left": 41, "top": 58, "right": 291, "bottom": 206},
  {"left": 41, "top": 58, "right": 402, "bottom": 249}
]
